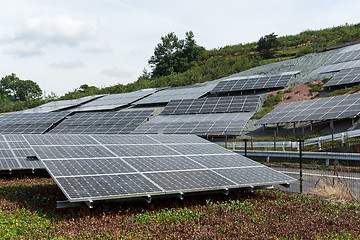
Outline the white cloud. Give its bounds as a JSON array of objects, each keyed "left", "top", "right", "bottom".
[
  {"left": 5, "top": 44, "right": 43, "bottom": 58},
  {"left": 100, "top": 67, "right": 133, "bottom": 78},
  {"left": 83, "top": 42, "right": 112, "bottom": 53},
  {"left": 49, "top": 60, "right": 85, "bottom": 69},
  {"left": 15, "top": 14, "right": 99, "bottom": 47}
]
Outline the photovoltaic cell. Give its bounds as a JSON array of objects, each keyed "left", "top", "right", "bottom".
[
  {"left": 314, "top": 44, "right": 360, "bottom": 74},
  {"left": 132, "top": 112, "right": 254, "bottom": 136},
  {"left": 72, "top": 89, "right": 156, "bottom": 111},
  {"left": 0, "top": 112, "right": 70, "bottom": 134},
  {"left": 48, "top": 110, "right": 153, "bottom": 134},
  {"left": 210, "top": 72, "right": 298, "bottom": 94},
  {"left": 22, "top": 134, "right": 295, "bottom": 203},
  {"left": 161, "top": 95, "right": 260, "bottom": 115},
  {"left": 19, "top": 95, "right": 103, "bottom": 113},
  {"left": 134, "top": 83, "right": 215, "bottom": 105},
  {"left": 256, "top": 92, "right": 360, "bottom": 125},
  {"left": 324, "top": 67, "right": 360, "bottom": 87},
  {"left": 0, "top": 135, "right": 44, "bottom": 170}
]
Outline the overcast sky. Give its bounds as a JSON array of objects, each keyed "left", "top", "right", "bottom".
[{"left": 1, "top": 0, "right": 359, "bottom": 96}]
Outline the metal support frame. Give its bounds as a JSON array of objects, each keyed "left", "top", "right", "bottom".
[
  {"left": 56, "top": 200, "right": 83, "bottom": 209},
  {"left": 293, "top": 122, "right": 296, "bottom": 133},
  {"left": 223, "top": 188, "right": 229, "bottom": 196},
  {"left": 144, "top": 195, "right": 152, "bottom": 203},
  {"left": 85, "top": 200, "right": 94, "bottom": 209},
  {"left": 178, "top": 192, "right": 184, "bottom": 200}
]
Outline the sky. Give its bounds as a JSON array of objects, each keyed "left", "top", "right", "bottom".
[{"left": 1, "top": 0, "right": 360, "bottom": 96}]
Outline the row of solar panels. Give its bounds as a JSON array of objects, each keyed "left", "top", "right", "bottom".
[
  {"left": 2, "top": 91, "right": 360, "bottom": 134},
  {"left": 0, "top": 95, "right": 261, "bottom": 136},
  {"left": 19, "top": 72, "right": 297, "bottom": 114},
  {"left": 0, "top": 134, "right": 295, "bottom": 206}
]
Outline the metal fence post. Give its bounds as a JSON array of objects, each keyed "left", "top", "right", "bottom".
[
  {"left": 298, "top": 139, "right": 304, "bottom": 194},
  {"left": 244, "top": 139, "right": 248, "bottom": 157}
]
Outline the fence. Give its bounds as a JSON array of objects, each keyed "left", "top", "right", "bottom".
[
  {"left": 218, "top": 129, "right": 360, "bottom": 151},
  {"left": 234, "top": 139, "right": 360, "bottom": 199}
]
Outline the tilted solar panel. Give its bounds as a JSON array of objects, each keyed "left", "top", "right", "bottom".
[
  {"left": 20, "top": 95, "right": 103, "bottom": 113},
  {"left": 0, "top": 135, "right": 43, "bottom": 170},
  {"left": 72, "top": 89, "right": 156, "bottom": 112},
  {"left": 161, "top": 95, "right": 260, "bottom": 115},
  {"left": 134, "top": 83, "right": 215, "bottom": 105},
  {"left": 133, "top": 112, "right": 254, "bottom": 136},
  {"left": 22, "top": 134, "right": 295, "bottom": 204},
  {"left": 256, "top": 93, "right": 360, "bottom": 125},
  {"left": 210, "top": 72, "right": 298, "bottom": 94},
  {"left": 324, "top": 67, "right": 360, "bottom": 87},
  {"left": 0, "top": 112, "right": 71, "bottom": 134},
  {"left": 48, "top": 110, "right": 154, "bottom": 134}
]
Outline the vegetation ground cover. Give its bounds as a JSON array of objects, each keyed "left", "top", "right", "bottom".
[{"left": 0, "top": 177, "right": 359, "bottom": 239}]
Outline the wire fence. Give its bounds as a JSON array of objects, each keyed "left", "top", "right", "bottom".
[{"left": 235, "top": 139, "right": 360, "bottom": 200}]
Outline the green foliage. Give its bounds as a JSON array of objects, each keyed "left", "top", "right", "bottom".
[
  {"left": 148, "top": 31, "right": 205, "bottom": 77},
  {"left": 128, "top": 208, "right": 204, "bottom": 224},
  {"left": 251, "top": 107, "right": 274, "bottom": 119},
  {"left": 257, "top": 33, "right": 279, "bottom": 58},
  {"left": 0, "top": 73, "right": 42, "bottom": 101}
]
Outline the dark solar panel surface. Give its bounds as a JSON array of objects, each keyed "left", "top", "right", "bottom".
[
  {"left": 324, "top": 67, "right": 360, "bottom": 87},
  {"left": 134, "top": 84, "right": 215, "bottom": 105},
  {"left": 0, "top": 112, "right": 70, "bottom": 134},
  {"left": 20, "top": 95, "right": 103, "bottom": 113},
  {"left": 161, "top": 95, "right": 260, "bottom": 115},
  {"left": 23, "top": 134, "right": 295, "bottom": 202},
  {"left": 72, "top": 89, "right": 156, "bottom": 111},
  {"left": 0, "top": 135, "right": 43, "bottom": 170},
  {"left": 48, "top": 110, "right": 153, "bottom": 134},
  {"left": 256, "top": 93, "right": 360, "bottom": 124},
  {"left": 132, "top": 112, "right": 254, "bottom": 136},
  {"left": 210, "top": 72, "right": 297, "bottom": 93}
]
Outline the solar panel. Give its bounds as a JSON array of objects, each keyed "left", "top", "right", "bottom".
[
  {"left": 324, "top": 67, "right": 360, "bottom": 87},
  {"left": 134, "top": 83, "right": 215, "bottom": 105},
  {"left": 324, "top": 50, "right": 360, "bottom": 65},
  {"left": 133, "top": 112, "right": 254, "bottom": 136},
  {"left": 161, "top": 95, "right": 260, "bottom": 115},
  {"left": 256, "top": 93, "right": 360, "bottom": 125},
  {"left": 315, "top": 59, "right": 360, "bottom": 74},
  {"left": 20, "top": 95, "right": 103, "bottom": 113},
  {"left": 48, "top": 110, "right": 153, "bottom": 134},
  {"left": 22, "top": 134, "right": 295, "bottom": 204},
  {"left": 72, "top": 89, "right": 156, "bottom": 112},
  {"left": 338, "top": 43, "right": 360, "bottom": 54},
  {"left": 0, "top": 112, "right": 70, "bottom": 134},
  {"left": 0, "top": 135, "right": 43, "bottom": 170},
  {"left": 210, "top": 72, "right": 297, "bottom": 94}
]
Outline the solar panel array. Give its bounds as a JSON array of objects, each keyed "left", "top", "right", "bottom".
[
  {"left": 210, "top": 72, "right": 298, "bottom": 94},
  {"left": 0, "top": 135, "right": 43, "bottom": 170},
  {"left": 134, "top": 84, "right": 215, "bottom": 105},
  {"left": 314, "top": 44, "right": 360, "bottom": 74},
  {"left": 20, "top": 95, "right": 103, "bottom": 113},
  {"left": 324, "top": 50, "right": 360, "bottom": 65},
  {"left": 22, "top": 134, "right": 295, "bottom": 203},
  {"left": 133, "top": 112, "right": 254, "bottom": 136},
  {"left": 161, "top": 95, "right": 260, "bottom": 115},
  {"left": 324, "top": 67, "right": 360, "bottom": 87},
  {"left": 72, "top": 89, "right": 156, "bottom": 112},
  {"left": 0, "top": 112, "right": 70, "bottom": 134},
  {"left": 256, "top": 93, "right": 360, "bottom": 125},
  {"left": 48, "top": 110, "right": 154, "bottom": 134}
]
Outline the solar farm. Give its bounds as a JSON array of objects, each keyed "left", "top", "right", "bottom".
[{"left": 2, "top": 41, "right": 360, "bottom": 239}]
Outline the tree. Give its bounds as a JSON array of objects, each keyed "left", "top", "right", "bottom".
[
  {"left": 148, "top": 31, "right": 205, "bottom": 77},
  {"left": 257, "top": 33, "right": 279, "bottom": 58},
  {"left": 0, "top": 73, "right": 42, "bottom": 101}
]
